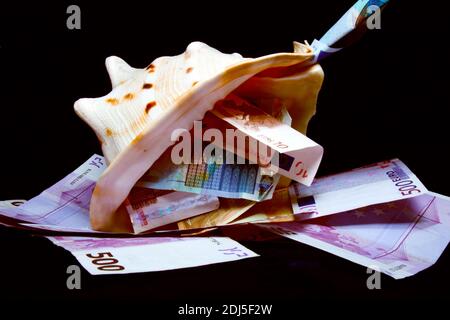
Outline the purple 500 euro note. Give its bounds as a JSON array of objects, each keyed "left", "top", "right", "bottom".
[
  {"left": 265, "top": 192, "right": 450, "bottom": 279},
  {"left": 49, "top": 236, "right": 258, "bottom": 275},
  {"left": 0, "top": 155, "right": 219, "bottom": 233}
]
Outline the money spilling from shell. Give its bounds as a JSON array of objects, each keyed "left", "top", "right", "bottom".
[
  {"left": 75, "top": 41, "right": 325, "bottom": 232},
  {"left": 4, "top": 1, "right": 450, "bottom": 279}
]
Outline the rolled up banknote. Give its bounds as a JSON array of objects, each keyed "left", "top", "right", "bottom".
[
  {"left": 263, "top": 192, "right": 450, "bottom": 279},
  {"left": 289, "top": 159, "right": 427, "bottom": 221},
  {"left": 48, "top": 236, "right": 258, "bottom": 275},
  {"left": 308, "top": 0, "right": 391, "bottom": 64}
]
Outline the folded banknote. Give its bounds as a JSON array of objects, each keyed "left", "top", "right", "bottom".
[{"left": 210, "top": 96, "right": 323, "bottom": 186}]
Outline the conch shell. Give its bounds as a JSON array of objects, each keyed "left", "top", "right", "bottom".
[{"left": 74, "top": 41, "right": 324, "bottom": 231}]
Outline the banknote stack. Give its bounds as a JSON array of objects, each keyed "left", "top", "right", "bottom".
[{"left": 4, "top": 0, "right": 450, "bottom": 279}]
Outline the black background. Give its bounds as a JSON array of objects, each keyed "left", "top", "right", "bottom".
[{"left": 1, "top": 0, "right": 450, "bottom": 308}]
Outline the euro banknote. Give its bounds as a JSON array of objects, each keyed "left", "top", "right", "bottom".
[
  {"left": 138, "top": 147, "right": 279, "bottom": 202},
  {"left": 136, "top": 98, "right": 301, "bottom": 202},
  {"left": 210, "top": 96, "right": 323, "bottom": 186},
  {"left": 0, "top": 199, "right": 26, "bottom": 209},
  {"left": 308, "top": 0, "right": 391, "bottom": 64},
  {"left": 0, "top": 155, "right": 219, "bottom": 234},
  {"left": 0, "top": 199, "right": 27, "bottom": 227},
  {"left": 289, "top": 159, "right": 427, "bottom": 221},
  {"left": 127, "top": 187, "right": 219, "bottom": 233},
  {"left": 178, "top": 158, "right": 430, "bottom": 228},
  {"left": 263, "top": 192, "right": 450, "bottom": 279},
  {"left": 210, "top": 159, "right": 428, "bottom": 226},
  {"left": 177, "top": 198, "right": 256, "bottom": 230},
  {"left": 232, "top": 188, "right": 294, "bottom": 225},
  {"left": 49, "top": 236, "right": 258, "bottom": 275}
]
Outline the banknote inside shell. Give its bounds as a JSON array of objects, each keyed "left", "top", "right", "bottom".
[{"left": 74, "top": 41, "right": 324, "bottom": 231}]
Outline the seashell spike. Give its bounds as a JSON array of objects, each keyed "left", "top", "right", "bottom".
[
  {"left": 74, "top": 41, "right": 324, "bottom": 231},
  {"left": 105, "top": 56, "right": 146, "bottom": 88}
]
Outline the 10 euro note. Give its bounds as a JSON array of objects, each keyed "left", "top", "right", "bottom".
[
  {"left": 138, "top": 147, "right": 279, "bottom": 202},
  {"left": 210, "top": 96, "right": 323, "bottom": 186}
]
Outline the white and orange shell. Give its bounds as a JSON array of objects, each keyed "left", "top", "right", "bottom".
[{"left": 74, "top": 41, "right": 324, "bottom": 231}]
